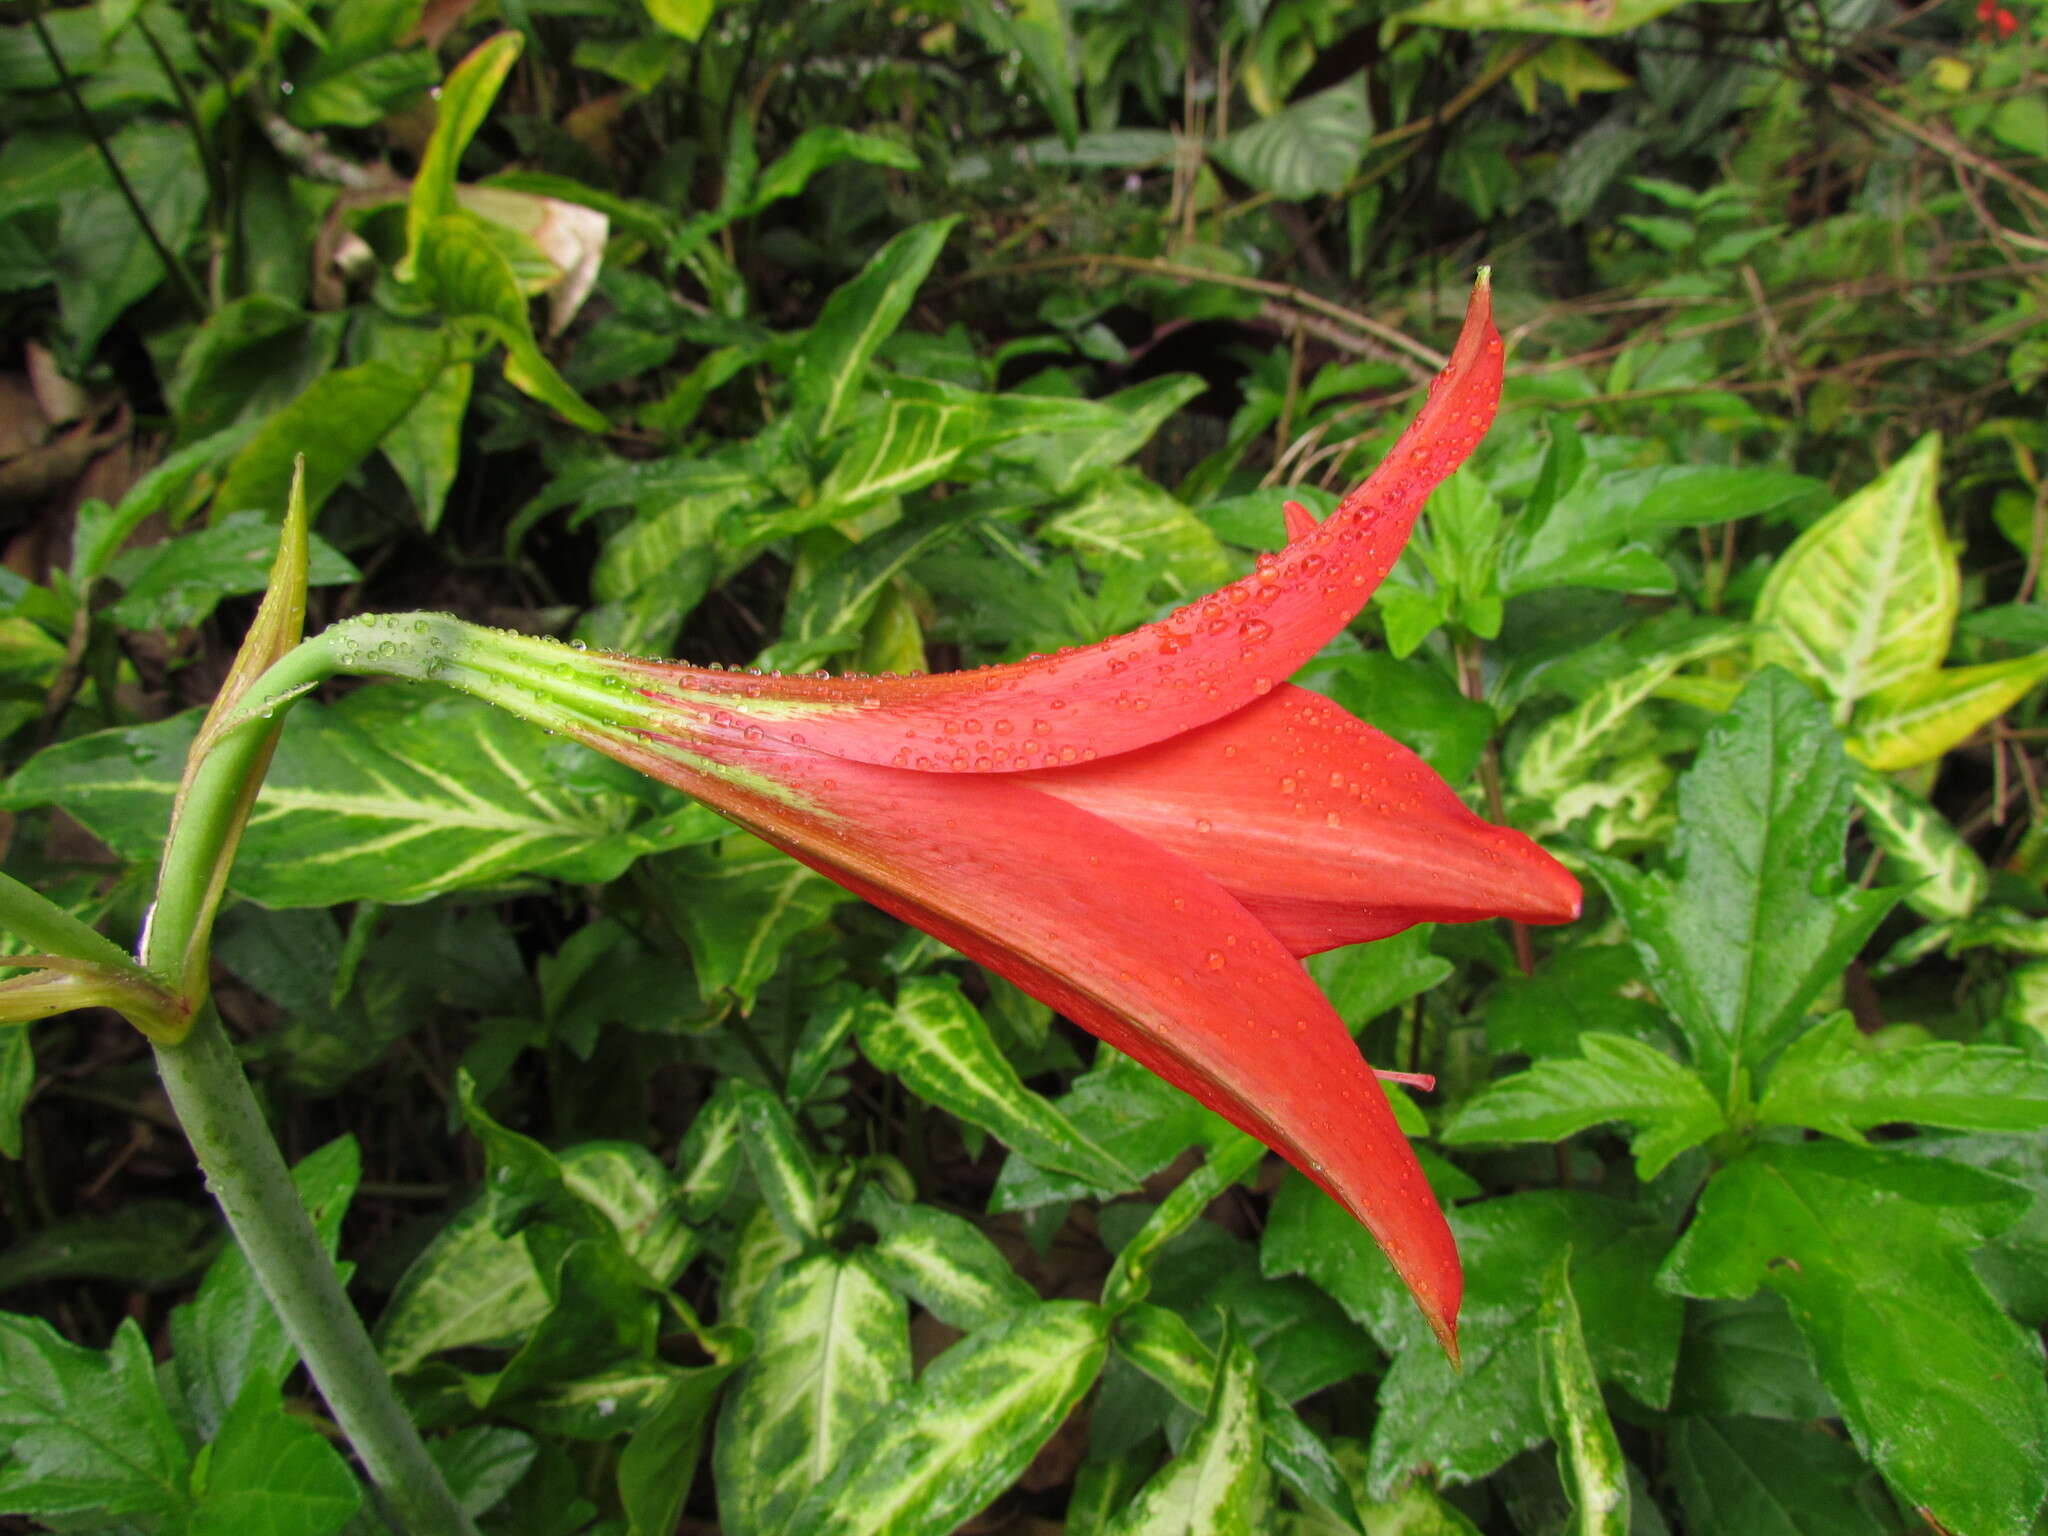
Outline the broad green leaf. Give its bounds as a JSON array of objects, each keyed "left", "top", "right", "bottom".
[
  {"left": 1668, "top": 1417, "right": 1888, "bottom": 1536},
  {"left": 861, "top": 974, "right": 1135, "bottom": 1190},
  {"left": 104, "top": 511, "right": 358, "bottom": 632},
  {"left": 404, "top": 32, "right": 522, "bottom": 273},
  {"left": 1671, "top": 1297, "right": 1834, "bottom": 1422},
  {"left": 619, "top": 1362, "right": 739, "bottom": 1536},
  {"left": 1592, "top": 670, "right": 1898, "bottom": 1100},
  {"left": 1402, "top": 0, "right": 1744, "bottom": 35},
  {"left": 1101, "top": 1322, "right": 1265, "bottom": 1536},
  {"left": 786, "top": 985, "right": 887, "bottom": 1106},
  {"left": 997, "top": 373, "right": 1205, "bottom": 495},
  {"left": 1851, "top": 768, "right": 1986, "bottom": 919},
  {"left": 654, "top": 835, "right": 855, "bottom": 1011},
  {"left": 1660, "top": 1141, "right": 2047, "bottom": 1536},
  {"left": 676, "top": 1079, "right": 747, "bottom": 1222},
  {"left": 361, "top": 317, "right": 472, "bottom": 532},
  {"left": 188, "top": 1378, "right": 362, "bottom": 1536},
  {"left": 213, "top": 359, "right": 439, "bottom": 519},
  {"left": 729, "top": 1082, "right": 827, "bottom": 1241},
  {"left": 642, "top": 0, "right": 714, "bottom": 41},
  {"left": 469, "top": 1239, "right": 660, "bottom": 1412},
  {"left": 722, "top": 1203, "right": 804, "bottom": 1330},
  {"left": 1305, "top": 924, "right": 1454, "bottom": 1032},
  {"left": 991, "top": 1047, "right": 1227, "bottom": 1211},
  {"left": 0, "top": 1316, "right": 188, "bottom": 1522},
  {"left": 1754, "top": 434, "right": 1956, "bottom": 716},
  {"left": 713, "top": 1253, "right": 910, "bottom": 1536},
  {"left": 1515, "top": 628, "right": 1748, "bottom": 801},
  {"left": 856, "top": 1189, "right": 1039, "bottom": 1332},
  {"left": 1044, "top": 468, "right": 1235, "bottom": 595},
  {"left": 791, "top": 218, "right": 958, "bottom": 441},
  {"left": 1538, "top": 1254, "right": 1629, "bottom": 1536},
  {"left": 1111, "top": 1303, "right": 1360, "bottom": 1528},
  {"left": 782, "top": 1300, "right": 1110, "bottom": 1536},
  {"left": 1757, "top": 1012, "right": 2048, "bottom": 1142},
  {"left": 0, "top": 1028, "right": 28, "bottom": 1159},
  {"left": 1445, "top": 1034, "right": 1722, "bottom": 1180},
  {"left": 416, "top": 213, "right": 608, "bottom": 431},
  {"left": 748, "top": 126, "right": 920, "bottom": 212},
  {"left": 1300, "top": 652, "right": 1495, "bottom": 784},
  {"left": 558, "top": 1142, "right": 697, "bottom": 1285},
  {"left": 0, "top": 1201, "right": 215, "bottom": 1291},
  {"left": 1211, "top": 79, "right": 1373, "bottom": 198},
  {"left": 2, "top": 687, "right": 700, "bottom": 906},
  {"left": 377, "top": 1193, "right": 545, "bottom": 1373},
  {"left": 169, "top": 295, "right": 345, "bottom": 439},
  {"left": 54, "top": 121, "right": 206, "bottom": 358},
  {"left": 1483, "top": 942, "right": 1669, "bottom": 1058},
  {"left": 1846, "top": 652, "right": 2048, "bottom": 771},
  {"left": 1104, "top": 1131, "right": 1265, "bottom": 1311},
  {"left": 760, "top": 505, "right": 976, "bottom": 672},
  {"left": 172, "top": 1138, "right": 359, "bottom": 1439},
  {"left": 1263, "top": 1186, "right": 1681, "bottom": 1497}
]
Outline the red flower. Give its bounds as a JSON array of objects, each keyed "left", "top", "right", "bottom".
[
  {"left": 335, "top": 275, "right": 1578, "bottom": 1357},
  {"left": 1976, "top": 0, "right": 2018, "bottom": 38}
]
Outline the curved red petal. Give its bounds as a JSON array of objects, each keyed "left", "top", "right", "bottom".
[
  {"left": 595, "top": 728, "right": 1463, "bottom": 1352},
  {"left": 612, "top": 276, "right": 1502, "bottom": 775},
  {"left": 1018, "top": 685, "right": 1579, "bottom": 955}
]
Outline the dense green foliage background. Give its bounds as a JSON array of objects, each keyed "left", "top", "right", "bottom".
[{"left": 1, "top": 0, "right": 2047, "bottom": 1531}]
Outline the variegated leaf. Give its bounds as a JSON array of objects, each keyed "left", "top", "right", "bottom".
[
  {"left": 783, "top": 1301, "right": 1110, "bottom": 1536},
  {"left": 1101, "top": 1321, "right": 1265, "bottom": 1536},
  {"left": 1538, "top": 1253, "right": 1629, "bottom": 1536},
  {"left": 713, "top": 1253, "right": 911, "bottom": 1536},
  {"left": 1754, "top": 434, "right": 1957, "bottom": 716},
  {"left": 1847, "top": 653, "right": 2048, "bottom": 771},
  {"left": 857, "top": 1190, "right": 1038, "bottom": 1332},
  {"left": 1851, "top": 769, "right": 1987, "bottom": 920}
]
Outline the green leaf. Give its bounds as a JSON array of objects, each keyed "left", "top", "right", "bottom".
[
  {"left": 104, "top": 511, "right": 358, "bottom": 632},
  {"left": 1101, "top": 1320, "right": 1265, "bottom": 1535},
  {"left": 653, "top": 835, "right": 856, "bottom": 1011},
  {"left": 1262, "top": 1186, "right": 1681, "bottom": 1497},
  {"left": 856, "top": 1189, "right": 1039, "bottom": 1332},
  {"left": 1514, "top": 627, "right": 1748, "bottom": 801},
  {"left": 642, "top": 0, "right": 714, "bottom": 41},
  {"left": 172, "top": 1138, "right": 359, "bottom": 1439},
  {"left": 1757, "top": 1012, "right": 2048, "bottom": 1142},
  {"left": 1211, "top": 79, "right": 1373, "bottom": 198},
  {"left": 1591, "top": 670, "right": 1898, "bottom": 1100},
  {"left": 1445, "top": 1033, "right": 1724, "bottom": 1180},
  {"left": 1483, "top": 942, "right": 1669, "bottom": 1058},
  {"left": 960, "top": 0, "right": 1079, "bottom": 149},
  {"left": 470, "top": 1238, "right": 660, "bottom": 1412},
  {"left": 0, "top": 1316, "right": 188, "bottom": 1522},
  {"left": 713, "top": 1253, "right": 911, "bottom": 1536},
  {"left": 781, "top": 1301, "right": 1110, "bottom": 1536},
  {"left": 749, "top": 126, "right": 919, "bottom": 211},
  {"left": 791, "top": 218, "right": 958, "bottom": 441},
  {"left": 1111, "top": 1303, "right": 1358, "bottom": 1529},
  {"left": 1044, "top": 469, "right": 1235, "bottom": 596},
  {"left": 991, "top": 1047, "right": 1226, "bottom": 1211},
  {"left": 361, "top": 317, "right": 472, "bottom": 532},
  {"left": 860, "top": 974, "right": 1136, "bottom": 1190},
  {"left": 1671, "top": 1297, "right": 1834, "bottom": 1421},
  {"left": 1104, "top": 1131, "right": 1265, "bottom": 1312},
  {"left": 619, "top": 1362, "right": 739, "bottom": 1536},
  {"left": 53, "top": 120, "right": 206, "bottom": 357},
  {"left": 404, "top": 32, "right": 523, "bottom": 274},
  {"left": 761, "top": 505, "right": 975, "bottom": 672},
  {"left": 1846, "top": 652, "right": 2048, "bottom": 772},
  {"left": 1660, "top": 1141, "right": 2048, "bottom": 1536},
  {"left": 3, "top": 687, "right": 698, "bottom": 906},
  {"left": 1754, "top": 434, "right": 1956, "bottom": 716},
  {"left": 0, "top": 1200, "right": 215, "bottom": 1292},
  {"left": 188, "top": 1377, "right": 362, "bottom": 1536},
  {"left": 1538, "top": 1254, "right": 1629, "bottom": 1536},
  {"left": 730, "top": 1082, "right": 827, "bottom": 1242},
  {"left": 1668, "top": 1417, "right": 1889, "bottom": 1536},
  {"left": 1300, "top": 652, "right": 1496, "bottom": 785},
  {"left": 1851, "top": 768, "right": 1987, "bottom": 920},
  {"left": 213, "top": 360, "right": 440, "bottom": 520},
  {"left": 416, "top": 213, "right": 608, "bottom": 431},
  {"left": 1400, "top": 0, "right": 1738, "bottom": 35},
  {"left": 0, "top": 1028, "right": 28, "bottom": 1160}
]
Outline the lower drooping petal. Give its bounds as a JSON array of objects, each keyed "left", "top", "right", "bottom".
[
  {"left": 589, "top": 727, "right": 1466, "bottom": 1355},
  {"left": 607, "top": 276, "right": 1505, "bottom": 777},
  {"left": 1018, "top": 685, "right": 1581, "bottom": 956}
]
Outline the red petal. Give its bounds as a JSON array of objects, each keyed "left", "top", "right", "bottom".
[
  {"left": 616, "top": 277, "right": 1502, "bottom": 775},
  {"left": 1020, "top": 685, "right": 1580, "bottom": 955},
  {"left": 594, "top": 728, "right": 1463, "bottom": 1353}
]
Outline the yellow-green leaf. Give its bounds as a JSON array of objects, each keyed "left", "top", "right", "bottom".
[
  {"left": 1755, "top": 434, "right": 1957, "bottom": 719},
  {"left": 1846, "top": 652, "right": 2048, "bottom": 771}
]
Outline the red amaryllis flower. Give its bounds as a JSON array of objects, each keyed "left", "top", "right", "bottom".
[{"left": 324, "top": 274, "right": 1578, "bottom": 1358}]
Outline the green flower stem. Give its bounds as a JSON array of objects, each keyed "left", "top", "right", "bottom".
[
  {"left": 146, "top": 633, "right": 479, "bottom": 1536},
  {"left": 152, "top": 1009, "right": 480, "bottom": 1536},
  {"left": 0, "top": 869, "right": 149, "bottom": 974}
]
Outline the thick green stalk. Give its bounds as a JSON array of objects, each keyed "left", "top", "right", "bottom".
[{"left": 146, "top": 636, "right": 479, "bottom": 1536}]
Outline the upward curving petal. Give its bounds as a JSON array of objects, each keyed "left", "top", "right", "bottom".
[
  {"left": 593, "top": 725, "right": 1465, "bottom": 1354},
  {"left": 614, "top": 275, "right": 1504, "bottom": 775},
  {"left": 1019, "top": 685, "right": 1581, "bottom": 956}
]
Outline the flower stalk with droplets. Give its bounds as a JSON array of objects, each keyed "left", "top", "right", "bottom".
[{"left": 302, "top": 273, "right": 1575, "bottom": 1359}]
